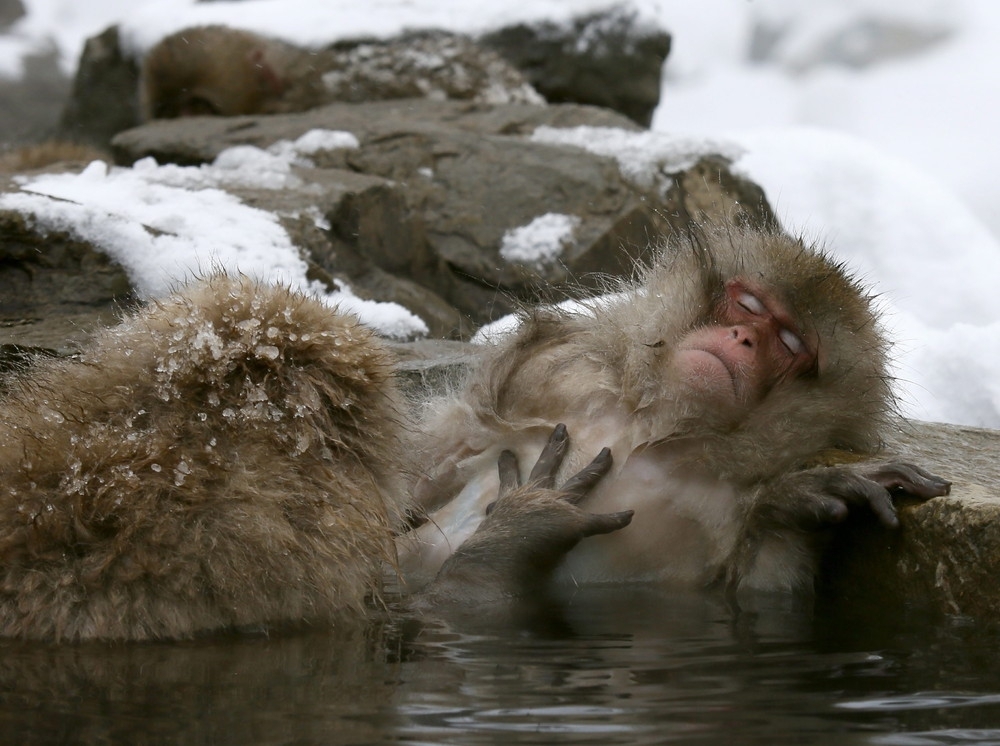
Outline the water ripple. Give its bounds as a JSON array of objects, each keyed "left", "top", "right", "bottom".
[{"left": 837, "top": 692, "right": 1000, "bottom": 712}]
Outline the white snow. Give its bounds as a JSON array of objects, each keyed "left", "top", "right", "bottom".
[
  {"left": 500, "top": 213, "right": 581, "bottom": 268},
  {"left": 0, "top": 140, "right": 427, "bottom": 340},
  {"left": 532, "top": 126, "right": 743, "bottom": 194},
  {"left": 290, "top": 129, "right": 360, "bottom": 155},
  {"left": 1, "top": 0, "right": 999, "bottom": 426},
  {"left": 472, "top": 292, "right": 628, "bottom": 345}
]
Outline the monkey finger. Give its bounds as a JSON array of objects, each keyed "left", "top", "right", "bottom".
[
  {"left": 816, "top": 496, "right": 849, "bottom": 525},
  {"left": 870, "top": 493, "right": 900, "bottom": 528},
  {"left": 527, "top": 423, "right": 569, "bottom": 488},
  {"left": 865, "top": 462, "right": 951, "bottom": 500},
  {"left": 497, "top": 449, "right": 521, "bottom": 497},
  {"left": 580, "top": 509, "right": 634, "bottom": 538},
  {"left": 560, "top": 447, "right": 613, "bottom": 503},
  {"left": 818, "top": 472, "right": 899, "bottom": 528},
  {"left": 850, "top": 481, "right": 899, "bottom": 528}
]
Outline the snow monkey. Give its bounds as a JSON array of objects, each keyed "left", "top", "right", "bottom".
[
  {"left": 0, "top": 275, "right": 410, "bottom": 641},
  {"left": 138, "top": 25, "right": 542, "bottom": 121},
  {"left": 401, "top": 224, "right": 950, "bottom": 595}
]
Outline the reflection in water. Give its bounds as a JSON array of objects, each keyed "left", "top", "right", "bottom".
[
  {"left": 873, "top": 731, "right": 1000, "bottom": 746},
  {"left": 1, "top": 588, "right": 1000, "bottom": 744},
  {"left": 839, "top": 694, "right": 1000, "bottom": 711},
  {"left": 0, "top": 622, "right": 401, "bottom": 745}
]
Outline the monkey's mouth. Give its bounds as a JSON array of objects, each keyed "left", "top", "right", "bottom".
[{"left": 677, "top": 348, "right": 738, "bottom": 400}]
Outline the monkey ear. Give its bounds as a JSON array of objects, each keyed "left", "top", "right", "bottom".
[{"left": 246, "top": 49, "right": 286, "bottom": 94}]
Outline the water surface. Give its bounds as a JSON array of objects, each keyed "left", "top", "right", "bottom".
[{"left": 2, "top": 587, "right": 999, "bottom": 745}]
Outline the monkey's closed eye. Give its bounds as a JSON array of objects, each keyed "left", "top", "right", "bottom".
[
  {"left": 779, "top": 328, "right": 805, "bottom": 355},
  {"left": 737, "top": 292, "right": 766, "bottom": 315}
]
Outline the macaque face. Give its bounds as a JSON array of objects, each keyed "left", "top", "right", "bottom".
[{"left": 674, "top": 279, "right": 817, "bottom": 406}]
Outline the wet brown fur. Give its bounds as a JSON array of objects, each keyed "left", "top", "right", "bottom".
[{"left": 0, "top": 275, "right": 408, "bottom": 641}]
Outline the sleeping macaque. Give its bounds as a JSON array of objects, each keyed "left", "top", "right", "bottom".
[
  {"left": 402, "top": 225, "right": 950, "bottom": 596},
  {"left": 139, "top": 25, "right": 543, "bottom": 121}
]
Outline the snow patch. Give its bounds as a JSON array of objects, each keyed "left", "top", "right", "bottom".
[
  {"left": 500, "top": 213, "right": 581, "bottom": 267},
  {"left": 532, "top": 126, "right": 744, "bottom": 193},
  {"left": 291, "top": 129, "right": 360, "bottom": 154}
]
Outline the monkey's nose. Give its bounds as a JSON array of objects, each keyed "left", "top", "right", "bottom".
[{"left": 730, "top": 325, "right": 756, "bottom": 347}]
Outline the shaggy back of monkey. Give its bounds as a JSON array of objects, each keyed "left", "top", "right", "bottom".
[{"left": 0, "top": 275, "right": 409, "bottom": 641}]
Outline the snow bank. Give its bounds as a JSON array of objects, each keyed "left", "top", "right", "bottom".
[{"left": 0, "top": 134, "right": 427, "bottom": 340}]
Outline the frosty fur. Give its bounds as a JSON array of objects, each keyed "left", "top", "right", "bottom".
[{"left": 0, "top": 275, "right": 407, "bottom": 641}]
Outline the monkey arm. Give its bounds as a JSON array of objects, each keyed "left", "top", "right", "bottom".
[
  {"left": 730, "top": 460, "right": 951, "bottom": 592},
  {"left": 415, "top": 424, "right": 633, "bottom": 607}
]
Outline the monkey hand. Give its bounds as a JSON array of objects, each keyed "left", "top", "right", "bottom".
[
  {"left": 421, "top": 424, "right": 632, "bottom": 605},
  {"left": 755, "top": 460, "right": 951, "bottom": 531}
]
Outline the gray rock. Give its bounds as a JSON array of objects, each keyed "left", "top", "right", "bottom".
[
  {"left": 56, "top": 26, "right": 140, "bottom": 148},
  {"left": 0, "top": 209, "right": 134, "bottom": 365},
  {"left": 343, "top": 126, "right": 660, "bottom": 321},
  {"left": 111, "top": 98, "right": 644, "bottom": 165},
  {"left": 310, "top": 31, "right": 543, "bottom": 106},
  {"left": 480, "top": 6, "right": 671, "bottom": 127},
  {"left": 222, "top": 165, "right": 470, "bottom": 340}
]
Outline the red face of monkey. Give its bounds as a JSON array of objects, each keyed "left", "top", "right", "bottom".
[{"left": 674, "top": 279, "right": 818, "bottom": 406}]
